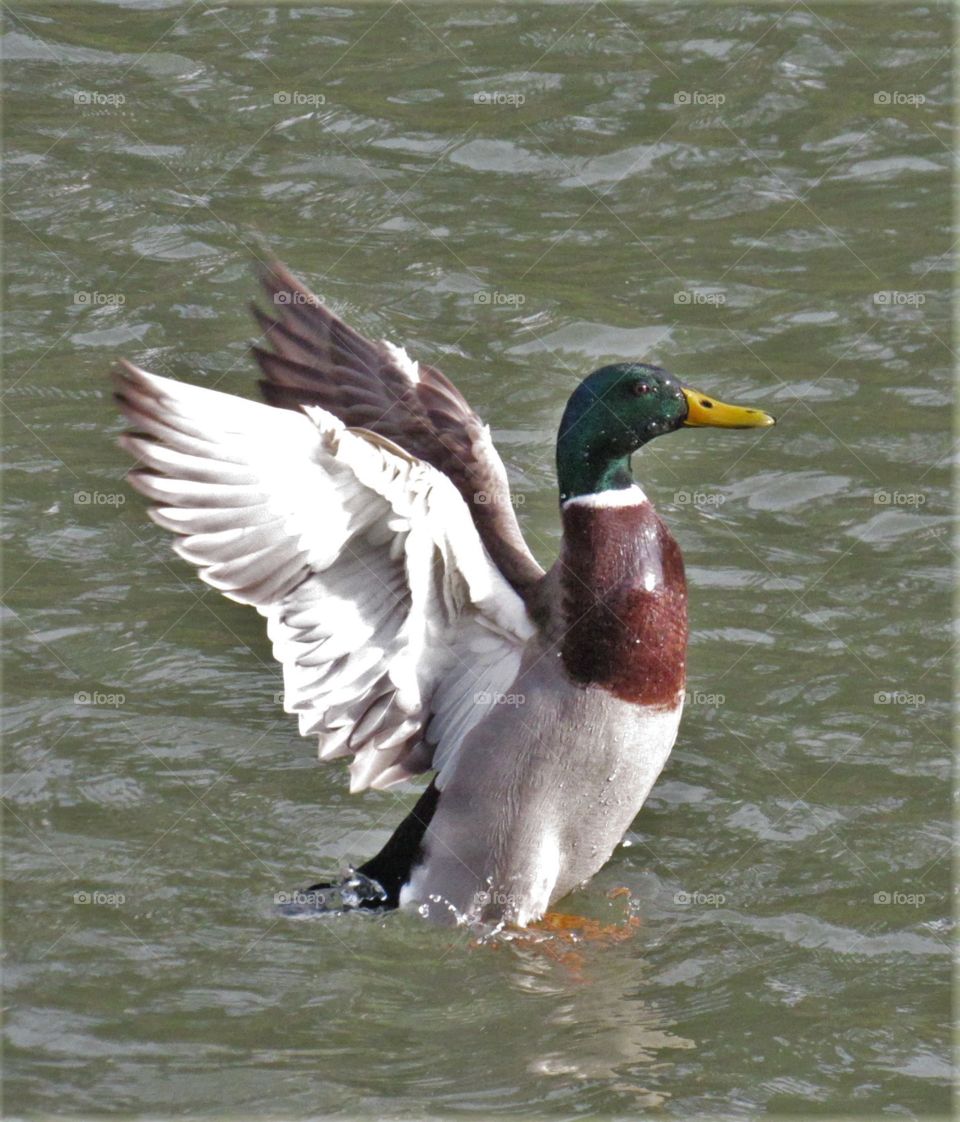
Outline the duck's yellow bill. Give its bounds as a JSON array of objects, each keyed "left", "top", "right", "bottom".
[{"left": 681, "top": 387, "right": 776, "bottom": 429}]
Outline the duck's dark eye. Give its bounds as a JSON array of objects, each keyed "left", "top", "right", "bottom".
[{"left": 632, "top": 382, "right": 651, "bottom": 396}]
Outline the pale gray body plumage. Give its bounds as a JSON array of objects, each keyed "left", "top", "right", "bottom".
[{"left": 405, "top": 638, "right": 682, "bottom": 926}]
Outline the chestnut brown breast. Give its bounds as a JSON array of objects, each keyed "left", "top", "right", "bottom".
[{"left": 559, "top": 499, "right": 687, "bottom": 705}]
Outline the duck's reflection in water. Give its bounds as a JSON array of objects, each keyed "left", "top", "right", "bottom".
[{"left": 498, "top": 911, "right": 695, "bottom": 1105}]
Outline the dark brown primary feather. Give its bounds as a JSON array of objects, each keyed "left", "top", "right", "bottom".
[{"left": 251, "top": 261, "right": 543, "bottom": 599}]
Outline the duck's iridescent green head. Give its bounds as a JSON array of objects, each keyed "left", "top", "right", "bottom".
[{"left": 556, "top": 362, "right": 775, "bottom": 503}]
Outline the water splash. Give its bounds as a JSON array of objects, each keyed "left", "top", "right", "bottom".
[{"left": 275, "top": 869, "right": 388, "bottom": 918}]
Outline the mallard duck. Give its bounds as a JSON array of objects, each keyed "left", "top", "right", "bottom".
[{"left": 113, "top": 262, "right": 774, "bottom": 928}]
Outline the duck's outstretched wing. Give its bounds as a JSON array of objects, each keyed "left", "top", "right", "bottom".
[
  {"left": 114, "top": 362, "right": 535, "bottom": 792},
  {"left": 250, "top": 262, "right": 544, "bottom": 599}
]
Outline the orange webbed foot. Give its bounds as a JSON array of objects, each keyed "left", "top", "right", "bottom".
[{"left": 487, "top": 893, "right": 641, "bottom": 978}]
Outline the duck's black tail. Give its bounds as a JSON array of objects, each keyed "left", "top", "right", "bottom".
[{"left": 293, "top": 781, "right": 441, "bottom": 913}]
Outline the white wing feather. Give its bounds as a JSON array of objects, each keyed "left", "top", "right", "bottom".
[{"left": 115, "top": 363, "right": 535, "bottom": 792}]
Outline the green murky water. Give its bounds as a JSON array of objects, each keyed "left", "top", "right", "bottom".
[{"left": 3, "top": 3, "right": 953, "bottom": 1118}]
